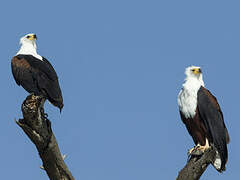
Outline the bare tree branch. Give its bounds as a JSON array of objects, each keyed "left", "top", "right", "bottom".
[
  {"left": 176, "top": 148, "right": 216, "bottom": 180},
  {"left": 16, "top": 95, "right": 75, "bottom": 180}
]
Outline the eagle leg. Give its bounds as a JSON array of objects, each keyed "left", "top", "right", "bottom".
[{"left": 196, "top": 138, "right": 210, "bottom": 152}]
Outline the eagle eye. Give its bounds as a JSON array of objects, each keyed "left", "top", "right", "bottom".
[{"left": 26, "top": 35, "right": 30, "bottom": 39}]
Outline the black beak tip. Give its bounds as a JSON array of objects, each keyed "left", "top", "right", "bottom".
[{"left": 34, "top": 34, "right": 37, "bottom": 39}]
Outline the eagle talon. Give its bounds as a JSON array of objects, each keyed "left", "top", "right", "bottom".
[
  {"left": 190, "top": 148, "right": 204, "bottom": 156},
  {"left": 188, "top": 148, "right": 195, "bottom": 156},
  {"left": 188, "top": 139, "right": 210, "bottom": 156},
  {"left": 188, "top": 144, "right": 200, "bottom": 155}
]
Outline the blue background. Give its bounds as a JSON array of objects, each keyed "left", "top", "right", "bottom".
[{"left": 1, "top": 0, "right": 238, "bottom": 179}]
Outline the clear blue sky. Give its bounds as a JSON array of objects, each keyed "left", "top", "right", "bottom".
[{"left": 1, "top": 0, "right": 239, "bottom": 179}]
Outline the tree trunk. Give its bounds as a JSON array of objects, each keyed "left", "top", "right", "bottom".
[{"left": 16, "top": 95, "right": 75, "bottom": 180}]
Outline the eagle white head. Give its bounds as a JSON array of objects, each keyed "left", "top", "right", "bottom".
[
  {"left": 17, "top": 33, "right": 42, "bottom": 60},
  {"left": 184, "top": 65, "right": 204, "bottom": 86}
]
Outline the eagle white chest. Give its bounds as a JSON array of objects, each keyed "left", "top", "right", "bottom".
[
  {"left": 16, "top": 41, "right": 43, "bottom": 60},
  {"left": 178, "top": 78, "right": 203, "bottom": 118}
]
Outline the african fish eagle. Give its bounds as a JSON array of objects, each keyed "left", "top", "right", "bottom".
[
  {"left": 177, "top": 66, "right": 229, "bottom": 172},
  {"left": 11, "top": 33, "right": 63, "bottom": 111}
]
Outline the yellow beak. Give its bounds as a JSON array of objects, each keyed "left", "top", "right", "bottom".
[
  {"left": 192, "top": 68, "right": 201, "bottom": 75},
  {"left": 27, "top": 34, "right": 37, "bottom": 40}
]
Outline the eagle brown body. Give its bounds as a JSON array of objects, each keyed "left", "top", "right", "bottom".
[{"left": 180, "top": 108, "right": 208, "bottom": 146}]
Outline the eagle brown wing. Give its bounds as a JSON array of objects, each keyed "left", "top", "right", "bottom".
[
  {"left": 200, "top": 87, "right": 230, "bottom": 144},
  {"left": 11, "top": 56, "right": 39, "bottom": 93},
  {"left": 197, "top": 86, "right": 229, "bottom": 171}
]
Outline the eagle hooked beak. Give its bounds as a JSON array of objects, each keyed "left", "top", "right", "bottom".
[{"left": 192, "top": 68, "right": 202, "bottom": 75}]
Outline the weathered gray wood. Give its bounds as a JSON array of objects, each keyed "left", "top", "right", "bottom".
[
  {"left": 16, "top": 95, "right": 75, "bottom": 180},
  {"left": 176, "top": 148, "right": 216, "bottom": 180}
]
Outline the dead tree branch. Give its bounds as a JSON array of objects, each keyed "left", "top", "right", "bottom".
[
  {"left": 176, "top": 148, "right": 216, "bottom": 180},
  {"left": 16, "top": 94, "right": 75, "bottom": 180}
]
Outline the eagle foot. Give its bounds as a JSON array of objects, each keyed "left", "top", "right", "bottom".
[
  {"left": 188, "top": 146, "right": 210, "bottom": 156},
  {"left": 188, "top": 139, "right": 210, "bottom": 156},
  {"left": 188, "top": 145, "right": 202, "bottom": 156},
  {"left": 188, "top": 146, "right": 204, "bottom": 156}
]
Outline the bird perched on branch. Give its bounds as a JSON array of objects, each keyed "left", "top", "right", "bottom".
[
  {"left": 177, "top": 66, "right": 229, "bottom": 172},
  {"left": 11, "top": 33, "right": 64, "bottom": 112}
]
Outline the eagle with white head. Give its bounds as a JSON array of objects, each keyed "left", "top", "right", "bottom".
[
  {"left": 11, "top": 33, "right": 64, "bottom": 111},
  {"left": 178, "top": 66, "right": 229, "bottom": 172}
]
